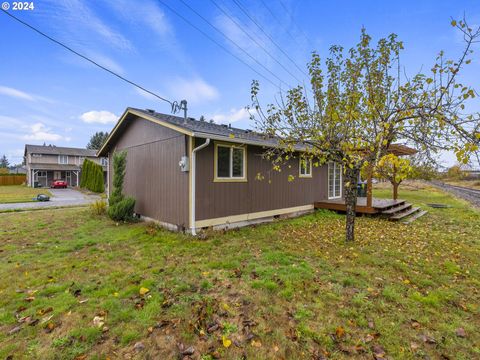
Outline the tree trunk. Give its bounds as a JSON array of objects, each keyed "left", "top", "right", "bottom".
[
  {"left": 393, "top": 182, "right": 399, "bottom": 200},
  {"left": 344, "top": 166, "right": 359, "bottom": 242}
]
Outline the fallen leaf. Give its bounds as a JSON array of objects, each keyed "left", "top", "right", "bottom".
[
  {"left": 222, "top": 335, "right": 232, "bottom": 348},
  {"left": 372, "top": 344, "right": 386, "bottom": 359},
  {"left": 93, "top": 316, "right": 104, "bottom": 328},
  {"left": 455, "top": 327, "right": 466, "bottom": 338},
  {"left": 251, "top": 339, "right": 262, "bottom": 348},
  {"left": 44, "top": 322, "right": 55, "bottom": 333},
  {"left": 139, "top": 287, "right": 150, "bottom": 296},
  {"left": 335, "top": 326, "right": 345, "bottom": 339}
]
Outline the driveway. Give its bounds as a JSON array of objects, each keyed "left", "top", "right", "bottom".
[{"left": 0, "top": 188, "right": 101, "bottom": 211}]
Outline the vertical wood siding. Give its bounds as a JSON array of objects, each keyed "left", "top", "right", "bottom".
[
  {"left": 108, "top": 116, "right": 189, "bottom": 227},
  {"left": 195, "top": 141, "right": 331, "bottom": 221}
]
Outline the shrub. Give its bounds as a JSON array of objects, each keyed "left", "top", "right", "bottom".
[
  {"left": 107, "top": 197, "right": 136, "bottom": 222},
  {"left": 109, "top": 151, "right": 127, "bottom": 206},
  {"left": 90, "top": 199, "right": 107, "bottom": 216},
  {"left": 80, "top": 159, "right": 104, "bottom": 193}
]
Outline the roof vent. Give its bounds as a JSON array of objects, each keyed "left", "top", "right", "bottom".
[
  {"left": 228, "top": 123, "right": 232, "bottom": 128},
  {"left": 146, "top": 109, "right": 155, "bottom": 114}
]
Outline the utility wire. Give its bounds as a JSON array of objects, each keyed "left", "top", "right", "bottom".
[
  {"left": 231, "top": 0, "right": 308, "bottom": 77},
  {"left": 258, "top": 0, "right": 305, "bottom": 49},
  {"left": 209, "top": 0, "right": 303, "bottom": 84},
  {"left": 0, "top": 9, "right": 174, "bottom": 106},
  {"left": 277, "top": 0, "right": 314, "bottom": 48},
  {"left": 175, "top": 0, "right": 294, "bottom": 90},
  {"left": 156, "top": 0, "right": 284, "bottom": 90}
]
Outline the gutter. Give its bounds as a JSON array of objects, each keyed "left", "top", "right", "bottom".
[{"left": 191, "top": 138, "right": 210, "bottom": 236}]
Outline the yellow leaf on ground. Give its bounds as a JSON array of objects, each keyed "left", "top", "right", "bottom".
[
  {"left": 139, "top": 287, "right": 150, "bottom": 295},
  {"left": 251, "top": 339, "right": 262, "bottom": 347},
  {"left": 222, "top": 335, "right": 232, "bottom": 348}
]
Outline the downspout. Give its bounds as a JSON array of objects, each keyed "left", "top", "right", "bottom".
[{"left": 191, "top": 137, "right": 210, "bottom": 236}]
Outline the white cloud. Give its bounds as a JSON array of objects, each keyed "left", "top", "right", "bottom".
[
  {"left": 0, "top": 85, "right": 55, "bottom": 103},
  {"left": 168, "top": 78, "right": 219, "bottom": 104},
  {"left": 209, "top": 107, "right": 251, "bottom": 125},
  {"left": 86, "top": 52, "right": 125, "bottom": 75},
  {"left": 214, "top": 14, "right": 271, "bottom": 63},
  {"left": 42, "top": 0, "right": 133, "bottom": 51},
  {"left": 22, "top": 123, "right": 65, "bottom": 142},
  {"left": 104, "top": 0, "right": 171, "bottom": 38},
  {"left": 0, "top": 86, "right": 35, "bottom": 101},
  {"left": 80, "top": 110, "right": 118, "bottom": 124}
]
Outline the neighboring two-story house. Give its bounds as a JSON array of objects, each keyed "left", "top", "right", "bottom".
[{"left": 24, "top": 144, "right": 107, "bottom": 188}]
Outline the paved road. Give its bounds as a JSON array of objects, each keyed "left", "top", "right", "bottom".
[
  {"left": 0, "top": 188, "right": 101, "bottom": 211},
  {"left": 430, "top": 181, "right": 480, "bottom": 208}
]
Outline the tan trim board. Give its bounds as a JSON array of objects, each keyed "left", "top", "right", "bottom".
[{"left": 195, "top": 204, "right": 314, "bottom": 228}]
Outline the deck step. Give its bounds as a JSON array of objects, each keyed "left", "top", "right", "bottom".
[
  {"left": 389, "top": 207, "right": 420, "bottom": 221},
  {"left": 402, "top": 210, "right": 428, "bottom": 224},
  {"left": 381, "top": 202, "right": 412, "bottom": 215}
]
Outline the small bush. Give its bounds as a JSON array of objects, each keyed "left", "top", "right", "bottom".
[
  {"left": 90, "top": 200, "right": 107, "bottom": 216},
  {"left": 107, "top": 197, "right": 136, "bottom": 222}
]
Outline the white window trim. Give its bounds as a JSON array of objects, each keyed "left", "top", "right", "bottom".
[
  {"left": 58, "top": 155, "right": 68, "bottom": 165},
  {"left": 214, "top": 142, "right": 247, "bottom": 182},
  {"left": 299, "top": 158, "right": 312, "bottom": 178},
  {"left": 101, "top": 158, "right": 108, "bottom": 166},
  {"left": 328, "top": 162, "right": 342, "bottom": 199}
]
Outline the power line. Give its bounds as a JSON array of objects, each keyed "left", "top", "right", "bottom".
[
  {"left": 277, "top": 0, "right": 314, "bottom": 48},
  {"left": 209, "top": 0, "right": 303, "bottom": 84},
  {"left": 0, "top": 9, "right": 174, "bottom": 106},
  {"left": 156, "top": 0, "right": 283, "bottom": 90},
  {"left": 258, "top": 0, "right": 305, "bottom": 48},
  {"left": 230, "top": 0, "right": 308, "bottom": 77},
  {"left": 175, "top": 0, "right": 295, "bottom": 90}
]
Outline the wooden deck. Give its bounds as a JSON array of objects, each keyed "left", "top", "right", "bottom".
[{"left": 314, "top": 197, "right": 405, "bottom": 214}]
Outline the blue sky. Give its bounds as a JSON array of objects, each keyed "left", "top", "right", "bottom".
[{"left": 1, "top": 0, "right": 479, "bottom": 166}]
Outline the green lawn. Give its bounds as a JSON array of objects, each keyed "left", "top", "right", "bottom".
[
  {"left": 0, "top": 185, "right": 52, "bottom": 204},
  {"left": 0, "top": 184, "right": 479, "bottom": 359}
]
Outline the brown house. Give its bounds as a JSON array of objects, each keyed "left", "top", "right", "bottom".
[
  {"left": 24, "top": 144, "right": 107, "bottom": 188},
  {"left": 98, "top": 108, "right": 344, "bottom": 233}
]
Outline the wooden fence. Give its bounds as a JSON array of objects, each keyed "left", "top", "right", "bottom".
[{"left": 0, "top": 175, "right": 27, "bottom": 186}]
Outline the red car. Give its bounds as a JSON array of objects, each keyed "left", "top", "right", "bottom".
[{"left": 51, "top": 179, "right": 68, "bottom": 188}]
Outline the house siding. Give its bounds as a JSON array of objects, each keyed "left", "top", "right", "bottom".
[
  {"left": 108, "top": 116, "right": 189, "bottom": 228},
  {"left": 195, "top": 140, "right": 330, "bottom": 222}
]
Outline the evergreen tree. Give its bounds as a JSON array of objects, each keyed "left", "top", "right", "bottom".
[
  {"left": 0, "top": 155, "right": 9, "bottom": 168},
  {"left": 87, "top": 132, "right": 109, "bottom": 150}
]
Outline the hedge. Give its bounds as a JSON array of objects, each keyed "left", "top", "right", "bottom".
[{"left": 80, "top": 159, "right": 105, "bottom": 193}]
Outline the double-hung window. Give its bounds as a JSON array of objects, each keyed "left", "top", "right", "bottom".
[
  {"left": 328, "top": 162, "right": 342, "bottom": 199},
  {"left": 299, "top": 158, "right": 312, "bottom": 178},
  {"left": 58, "top": 155, "right": 68, "bottom": 164},
  {"left": 214, "top": 143, "right": 246, "bottom": 181}
]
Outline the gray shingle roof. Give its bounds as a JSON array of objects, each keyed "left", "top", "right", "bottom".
[
  {"left": 131, "top": 108, "right": 284, "bottom": 148},
  {"left": 25, "top": 144, "right": 98, "bottom": 157}
]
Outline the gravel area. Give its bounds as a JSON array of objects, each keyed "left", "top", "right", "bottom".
[
  {"left": 430, "top": 181, "right": 480, "bottom": 208},
  {"left": 0, "top": 188, "right": 101, "bottom": 211}
]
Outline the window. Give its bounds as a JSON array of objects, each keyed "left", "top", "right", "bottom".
[
  {"left": 36, "top": 171, "right": 47, "bottom": 178},
  {"left": 101, "top": 158, "right": 108, "bottom": 166},
  {"left": 58, "top": 155, "right": 68, "bottom": 164},
  {"left": 78, "top": 156, "right": 85, "bottom": 165},
  {"left": 328, "top": 162, "right": 342, "bottom": 199},
  {"left": 299, "top": 158, "right": 312, "bottom": 178},
  {"left": 214, "top": 143, "right": 247, "bottom": 181}
]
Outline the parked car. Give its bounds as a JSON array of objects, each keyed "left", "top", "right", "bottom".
[{"left": 51, "top": 179, "right": 68, "bottom": 188}]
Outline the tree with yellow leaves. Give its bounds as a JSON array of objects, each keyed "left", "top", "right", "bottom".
[
  {"left": 374, "top": 154, "right": 412, "bottom": 200},
  {"left": 251, "top": 18, "right": 480, "bottom": 242}
]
